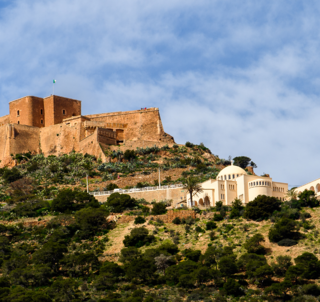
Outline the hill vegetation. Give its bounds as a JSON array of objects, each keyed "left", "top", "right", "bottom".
[{"left": 0, "top": 143, "right": 318, "bottom": 301}]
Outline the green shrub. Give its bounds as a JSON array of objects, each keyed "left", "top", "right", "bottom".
[
  {"left": 277, "top": 239, "right": 298, "bottom": 246},
  {"left": 244, "top": 195, "right": 281, "bottom": 220},
  {"left": 243, "top": 233, "right": 265, "bottom": 254},
  {"left": 268, "top": 218, "right": 299, "bottom": 243},
  {"left": 106, "top": 193, "right": 137, "bottom": 213},
  {"left": 151, "top": 203, "right": 167, "bottom": 215},
  {"left": 123, "top": 227, "right": 155, "bottom": 248},
  {"left": 134, "top": 216, "right": 146, "bottom": 224},
  {"left": 2, "top": 168, "right": 22, "bottom": 183},
  {"left": 104, "top": 183, "right": 119, "bottom": 191},
  {"left": 223, "top": 278, "right": 243, "bottom": 297},
  {"left": 206, "top": 221, "right": 217, "bottom": 230},
  {"left": 213, "top": 213, "right": 224, "bottom": 221},
  {"left": 172, "top": 217, "right": 181, "bottom": 225},
  {"left": 195, "top": 226, "right": 205, "bottom": 233},
  {"left": 51, "top": 189, "right": 99, "bottom": 213}
]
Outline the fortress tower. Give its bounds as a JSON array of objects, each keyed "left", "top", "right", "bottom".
[{"left": 0, "top": 94, "right": 174, "bottom": 167}]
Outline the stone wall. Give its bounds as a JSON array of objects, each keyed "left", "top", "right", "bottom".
[
  {"left": 85, "top": 108, "right": 174, "bottom": 143},
  {"left": 94, "top": 187, "right": 186, "bottom": 207},
  {"left": 0, "top": 115, "right": 9, "bottom": 127},
  {"left": 116, "top": 210, "right": 195, "bottom": 224},
  {"left": 9, "top": 124, "right": 40, "bottom": 156}
]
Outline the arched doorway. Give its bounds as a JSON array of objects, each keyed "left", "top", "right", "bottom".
[
  {"left": 204, "top": 196, "right": 210, "bottom": 207},
  {"left": 199, "top": 198, "right": 204, "bottom": 206},
  {"left": 310, "top": 186, "right": 315, "bottom": 192},
  {"left": 194, "top": 201, "right": 198, "bottom": 206},
  {"left": 316, "top": 184, "right": 320, "bottom": 193}
]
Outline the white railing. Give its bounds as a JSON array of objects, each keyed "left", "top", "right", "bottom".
[{"left": 90, "top": 184, "right": 183, "bottom": 196}]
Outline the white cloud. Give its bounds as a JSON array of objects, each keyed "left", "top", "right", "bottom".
[{"left": 1, "top": 0, "right": 320, "bottom": 188}]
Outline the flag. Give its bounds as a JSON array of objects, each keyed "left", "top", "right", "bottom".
[{"left": 53, "top": 79, "right": 56, "bottom": 83}]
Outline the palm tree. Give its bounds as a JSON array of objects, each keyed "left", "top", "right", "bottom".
[
  {"left": 286, "top": 187, "right": 298, "bottom": 200},
  {"left": 182, "top": 176, "right": 203, "bottom": 207}
]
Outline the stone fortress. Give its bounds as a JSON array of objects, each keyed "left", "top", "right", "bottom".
[{"left": 0, "top": 95, "right": 174, "bottom": 167}]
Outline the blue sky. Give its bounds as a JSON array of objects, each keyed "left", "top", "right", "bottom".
[{"left": 0, "top": 0, "right": 320, "bottom": 188}]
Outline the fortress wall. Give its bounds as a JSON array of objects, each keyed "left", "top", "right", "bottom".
[
  {"left": 85, "top": 108, "right": 173, "bottom": 143},
  {"left": 40, "top": 123, "right": 80, "bottom": 156},
  {"left": 9, "top": 124, "right": 40, "bottom": 155},
  {"left": 43, "top": 96, "right": 81, "bottom": 127},
  {"left": 9, "top": 96, "right": 43, "bottom": 126},
  {"left": 0, "top": 125, "right": 10, "bottom": 166},
  {"left": 43, "top": 96, "right": 54, "bottom": 126},
  {"left": 79, "top": 129, "right": 107, "bottom": 161},
  {"left": 30, "top": 97, "right": 45, "bottom": 128},
  {"left": 0, "top": 115, "right": 9, "bottom": 127}
]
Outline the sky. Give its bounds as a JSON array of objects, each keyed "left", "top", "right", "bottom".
[{"left": 0, "top": 0, "right": 320, "bottom": 188}]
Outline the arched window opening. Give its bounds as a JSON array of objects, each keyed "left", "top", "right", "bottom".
[
  {"left": 17, "top": 121, "right": 20, "bottom": 124},
  {"left": 17, "top": 110, "right": 20, "bottom": 116},
  {"left": 41, "top": 109, "right": 43, "bottom": 115},
  {"left": 62, "top": 109, "right": 66, "bottom": 115},
  {"left": 40, "top": 119, "right": 43, "bottom": 124}
]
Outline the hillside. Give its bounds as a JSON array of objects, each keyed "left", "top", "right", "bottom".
[{"left": 1, "top": 145, "right": 318, "bottom": 301}]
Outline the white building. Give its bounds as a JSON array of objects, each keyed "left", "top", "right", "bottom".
[
  {"left": 295, "top": 178, "right": 320, "bottom": 197},
  {"left": 187, "top": 164, "right": 288, "bottom": 208}
]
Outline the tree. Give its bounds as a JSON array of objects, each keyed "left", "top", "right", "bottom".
[
  {"left": 2, "top": 167, "right": 22, "bottom": 183},
  {"left": 124, "top": 149, "right": 136, "bottom": 161},
  {"left": 223, "top": 278, "right": 243, "bottom": 297},
  {"left": 125, "top": 258, "right": 157, "bottom": 283},
  {"left": 183, "top": 249, "right": 202, "bottom": 262},
  {"left": 233, "top": 156, "right": 252, "bottom": 169},
  {"left": 268, "top": 218, "right": 299, "bottom": 243},
  {"left": 151, "top": 202, "right": 167, "bottom": 215},
  {"left": 134, "top": 216, "right": 146, "bottom": 224},
  {"left": 298, "top": 190, "right": 319, "bottom": 208},
  {"left": 123, "top": 227, "right": 155, "bottom": 247},
  {"left": 195, "top": 266, "right": 212, "bottom": 285},
  {"left": 230, "top": 198, "right": 243, "bottom": 219},
  {"left": 286, "top": 188, "right": 298, "bottom": 200},
  {"left": 33, "top": 242, "right": 68, "bottom": 273},
  {"left": 271, "top": 255, "right": 292, "bottom": 277},
  {"left": 206, "top": 221, "right": 217, "bottom": 230},
  {"left": 219, "top": 256, "right": 238, "bottom": 280},
  {"left": 244, "top": 195, "right": 281, "bottom": 220},
  {"left": 106, "top": 193, "right": 137, "bottom": 213},
  {"left": 154, "top": 254, "right": 172, "bottom": 274},
  {"left": 243, "top": 233, "right": 265, "bottom": 255},
  {"left": 51, "top": 188, "right": 99, "bottom": 213},
  {"left": 294, "top": 252, "right": 320, "bottom": 279},
  {"left": 75, "top": 207, "right": 109, "bottom": 239},
  {"left": 182, "top": 176, "right": 203, "bottom": 207}
]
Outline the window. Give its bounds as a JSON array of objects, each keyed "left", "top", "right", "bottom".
[
  {"left": 233, "top": 174, "right": 235, "bottom": 179},
  {"left": 17, "top": 110, "right": 20, "bottom": 116},
  {"left": 259, "top": 181, "right": 261, "bottom": 185},
  {"left": 17, "top": 121, "right": 20, "bottom": 124},
  {"left": 62, "top": 109, "right": 66, "bottom": 115},
  {"left": 228, "top": 175, "right": 231, "bottom": 179},
  {"left": 41, "top": 109, "right": 43, "bottom": 115},
  {"left": 40, "top": 119, "right": 43, "bottom": 124}
]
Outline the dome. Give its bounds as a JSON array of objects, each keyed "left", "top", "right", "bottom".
[{"left": 217, "top": 165, "right": 247, "bottom": 180}]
